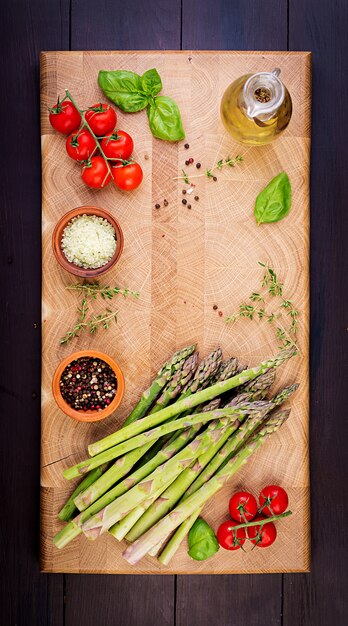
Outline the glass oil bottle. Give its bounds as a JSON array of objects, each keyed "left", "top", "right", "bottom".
[{"left": 220, "top": 68, "right": 292, "bottom": 145}]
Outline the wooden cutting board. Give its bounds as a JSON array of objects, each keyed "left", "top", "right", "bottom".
[{"left": 40, "top": 50, "right": 310, "bottom": 574}]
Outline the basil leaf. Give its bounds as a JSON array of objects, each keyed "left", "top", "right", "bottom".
[
  {"left": 98, "top": 70, "right": 149, "bottom": 112},
  {"left": 188, "top": 518, "right": 219, "bottom": 561},
  {"left": 141, "top": 68, "right": 162, "bottom": 96},
  {"left": 147, "top": 96, "right": 185, "bottom": 142},
  {"left": 254, "top": 172, "right": 292, "bottom": 225}
]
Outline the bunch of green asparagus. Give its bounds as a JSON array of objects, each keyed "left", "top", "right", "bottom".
[{"left": 54, "top": 344, "right": 298, "bottom": 566}]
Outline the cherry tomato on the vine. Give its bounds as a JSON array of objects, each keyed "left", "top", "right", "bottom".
[
  {"left": 247, "top": 516, "right": 277, "bottom": 548},
  {"left": 81, "top": 156, "right": 111, "bottom": 189},
  {"left": 113, "top": 162, "right": 143, "bottom": 191},
  {"left": 217, "top": 520, "right": 246, "bottom": 551},
  {"left": 85, "top": 103, "right": 117, "bottom": 136},
  {"left": 229, "top": 491, "right": 258, "bottom": 523},
  {"left": 49, "top": 100, "right": 81, "bottom": 134},
  {"left": 100, "top": 130, "right": 134, "bottom": 161},
  {"left": 66, "top": 129, "right": 97, "bottom": 162},
  {"left": 259, "top": 485, "right": 289, "bottom": 517}
]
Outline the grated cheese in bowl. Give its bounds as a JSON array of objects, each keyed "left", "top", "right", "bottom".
[{"left": 61, "top": 214, "right": 117, "bottom": 269}]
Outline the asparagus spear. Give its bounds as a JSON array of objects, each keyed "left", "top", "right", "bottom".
[
  {"left": 109, "top": 483, "right": 173, "bottom": 541},
  {"left": 140, "top": 349, "right": 223, "bottom": 464},
  {"left": 122, "top": 344, "right": 196, "bottom": 426},
  {"left": 81, "top": 405, "right": 269, "bottom": 539},
  {"left": 211, "top": 357, "right": 239, "bottom": 383},
  {"left": 187, "top": 383, "right": 298, "bottom": 496},
  {"left": 182, "top": 348, "right": 223, "bottom": 396},
  {"left": 242, "top": 368, "right": 276, "bottom": 393},
  {"left": 157, "top": 510, "right": 201, "bottom": 565},
  {"left": 73, "top": 447, "right": 150, "bottom": 511},
  {"left": 149, "top": 353, "right": 199, "bottom": 413},
  {"left": 64, "top": 403, "right": 269, "bottom": 480},
  {"left": 58, "top": 463, "right": 109, "bottom": 521},
  {"left": 87, "top": 348, "right": 295, "bottom": 458},
  {"left": 125, "top": 400, "right": 272, "bottom": 542},
  {"left": 54, "top": 424, "right": 201, "bottom": 549},
  {"left": 123, "top": 408, "right": 290, "bottom": 564}
]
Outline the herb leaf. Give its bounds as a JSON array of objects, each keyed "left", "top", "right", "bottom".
[
  {"left": 254, "top": 172, "right": 291, "bottom": 225},
  {"left": 188, "top": 518, "right": 219, "bottom": 561},
  {"left": 141, "top": 68, "right": 162, "bottom": 96},
  {"left": 98, "top": 70, "right": 149, "bottom": 112},
  {"left": 147, "top": 96, "right": 185, "bottom": 142}
]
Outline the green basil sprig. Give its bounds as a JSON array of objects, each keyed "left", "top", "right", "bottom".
[
  {"left": 187, "top": 518, "right": 219, "bottom": 561},
  {"left": 98, "top": 68, "right": 185, "bottom": 142},
  {"left": 254, "top": 172, "right": 292, "bottom": 225}
]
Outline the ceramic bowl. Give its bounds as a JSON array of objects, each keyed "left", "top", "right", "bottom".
[
  {"left": 52, "top": 206, "right": 124, "bottom": 278},
  {"left": 52, "top": 349, "right": 125, "bottom": 422}
]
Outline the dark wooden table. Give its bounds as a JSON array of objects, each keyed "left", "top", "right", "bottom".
[{"left": 1, "top": 1, "right": 347, "bottom": 624}]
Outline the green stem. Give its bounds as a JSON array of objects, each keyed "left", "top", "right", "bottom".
[
  {"left": 157, "top": 510, "right": 201, "bottom": 565},
  {"left": 64, "top": 404, "right": 268, "bottom": 480},
  {"left": 58, "top": 463, "right": 109, "bottom": 521},
  {"left": 65, "top": 90, "right": 113, "bottom": 179},
  {"left": 122, "top": 345, "right": 196, "bottom": 427},
  {"left": 226, "top": 510, "right": 292, "bottom": 532}
]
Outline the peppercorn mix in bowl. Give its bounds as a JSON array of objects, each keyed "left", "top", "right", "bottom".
[
  {"left": 52, "top": 350, "right": 125, "bottom": 422},
  {"left": 52, "top": 206, "right": 124, "bottom": 278}
]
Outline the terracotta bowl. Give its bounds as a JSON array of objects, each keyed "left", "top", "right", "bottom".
[
  {"left": 52, "top": 350, "right": 125, "bottom": 422},
  {"left": 52, "top": 206, "right": 124, "bottom": 278}
]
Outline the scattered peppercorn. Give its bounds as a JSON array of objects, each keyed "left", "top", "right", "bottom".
[
  {"left": 213, "top": 304, "right": 218, "bottom": 310},
  {"left": 60, "top": 357, "right": 117, "bottom": 411},
  {"left": 213, "top": 176, "right": 218, "bottom": 182},
  {"left": 182, "top": 198, "right": 187, "bottom": 205},
  {"left": 187, "top": 204, "right": 192, "bottom": 209},
  {"left": 196, "top": 163, "right": 201, "bottom": 169},
  {"left": 194, "top": 196, "right": 199, "bottom": 201},
  {"left": 184, "top": 143, "right": 190, "bottom": 149},
  {"left": 188, "top": 158, "right": 194, "bottom": 164},
  {"left": 155, "top": 203, "right": 160, "bottom": 209},
  {"left": 185, "top": 160, "right": 190, "bottom": 166},
  {"left": 182, "top": 189, "right": 187, "bottom": 195},
  {"left": 144, "top": 154, "right": 149, "bottom": 160},
  {"left": 218, "top": 310, "right": 223, "bottom": 317},
  {"left": 163, "top": 199, "right": 168, "bottom": 206}
]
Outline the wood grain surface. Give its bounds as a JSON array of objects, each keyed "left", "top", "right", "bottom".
[
  {"left": 2, "top": 0, "right": 348, "bottom": 625},
  {"left": 40, "top": 49, "right": 310, "bottom": 574}
]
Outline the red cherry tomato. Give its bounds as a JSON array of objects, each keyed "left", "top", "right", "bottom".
[
  {"left": 113, "top": 162, "right": 143, "bottom": 191},
  {"left": 229, "top": 491, "right": 258, "bottom": 523},
  {"left": 81, "top": 156, "right": 111, "bottom": 189},
  {"left": 247, "top": 516, "right": 277, "bottom": 548},
  {"left": 49, "top": 100, "right": 81, "bottom": 134},
  {"left": 217, "top": 520, "right": 246, "bottom": 551},
  {"left": 85, "top": 103, "right": 117, "bottom": 136},
  {"left": 100, "top": 130, "right": 134, "bottom": 161},
  {"left": 259, "top": 485, "right": 289, "bottom": 517},
  {"left": 66, "top": 129, "right": 97, "bottom": 162}
]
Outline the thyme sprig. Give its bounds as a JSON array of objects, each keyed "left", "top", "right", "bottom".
[
  {"left": 60, "top": 299, "right": 118, "bottom": 345},
  {"left": 175, "top": 155, "right": 243, "bottom": 185},
  {"left": 66, "top": 282, "right": 140, "bottom": 301},
  {"left": 226, "top": 262, "right": 300, "bottom": 351},
  {"left": 60, "top": 282, "right": 139, "bottom": 345}
]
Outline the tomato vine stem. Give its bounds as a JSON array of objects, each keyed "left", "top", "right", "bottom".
[{"left": 227, "top": 510, "right": 292, "bottom": 532}]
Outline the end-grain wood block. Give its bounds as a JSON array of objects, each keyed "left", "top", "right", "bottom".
[{"left": 40, "top": 50, "right": 310, "bottom": 574}]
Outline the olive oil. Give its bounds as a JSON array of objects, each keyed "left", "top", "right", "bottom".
[{"left": 220, "top": 69, "right": 292, "bottom": 145}]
